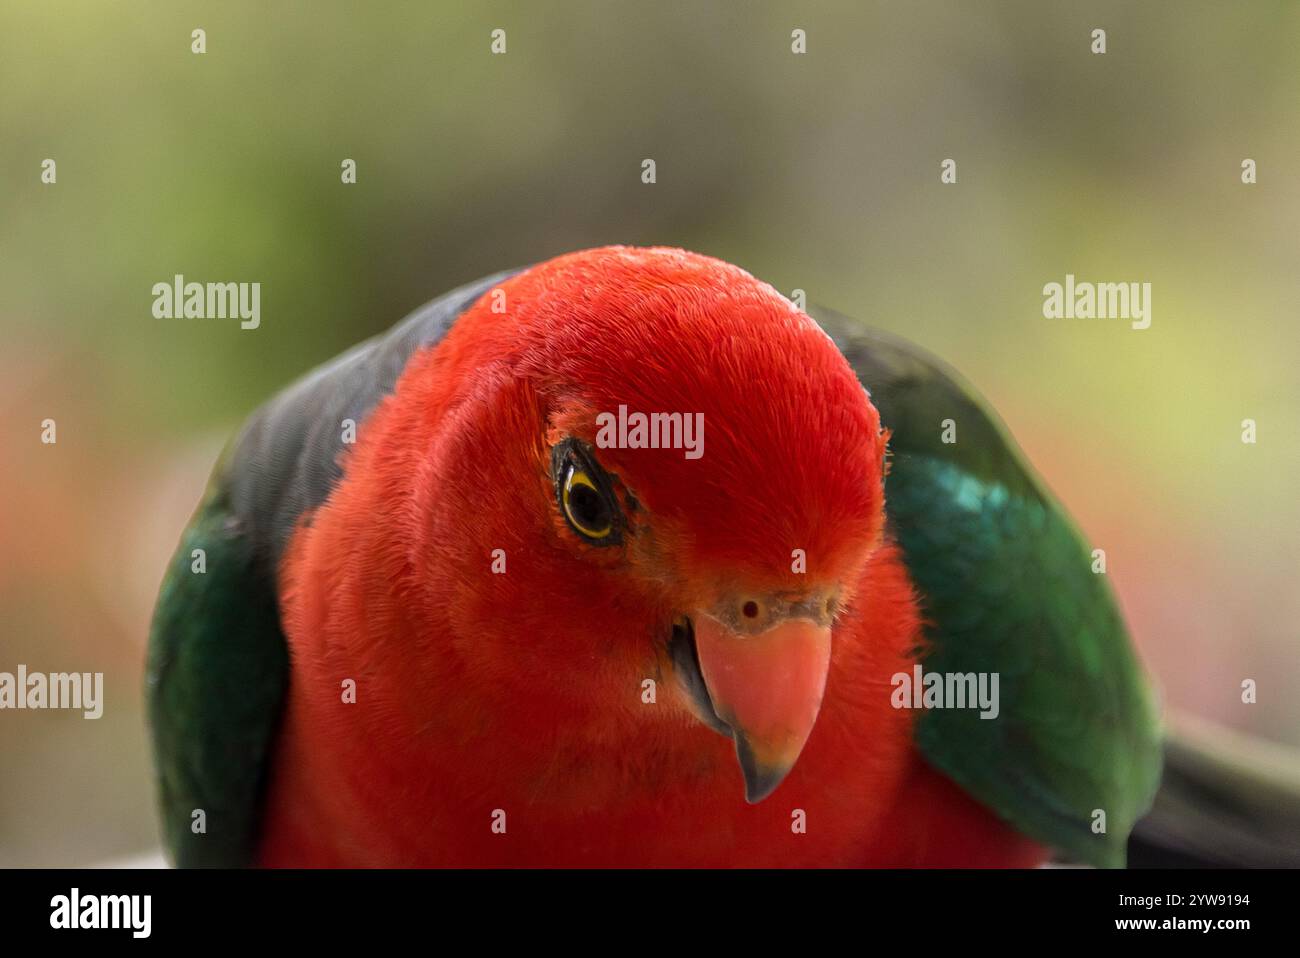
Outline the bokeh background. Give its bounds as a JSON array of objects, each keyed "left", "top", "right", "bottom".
[{"left": 1, "top": 1, "right": 1297, "bottom": 866}]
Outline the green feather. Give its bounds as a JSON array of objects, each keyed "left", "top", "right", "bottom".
[
  {"left": 145, "top": 463, "right": 288, "bottom": 867},
  {"left": 816, "top": 306, "right": 1163, "bottom": 867},
  {"left": 144, "top": 272, "right": 507, "bottom": 866}
]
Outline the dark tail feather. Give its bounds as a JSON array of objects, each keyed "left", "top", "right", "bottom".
[{"left": 1127, "top": 713, "right": 1300, "bottom": 868}]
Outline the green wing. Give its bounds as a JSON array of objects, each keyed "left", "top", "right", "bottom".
[
  {"left": 814, "top": 306, "right": 1162, "bottom": 867},
  {"left": 143, "top": 269, "right": 511, "bottom": 867},
  {"left": 145, "top": 459, "right": 289, "bottom": 867}
]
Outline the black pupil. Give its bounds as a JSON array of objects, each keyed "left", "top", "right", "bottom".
[{"left": 569, "top": 480, "right": 608, "bottom": 529}]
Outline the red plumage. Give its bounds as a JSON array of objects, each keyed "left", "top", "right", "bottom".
[{"left": 256, "top": 247, "right": 1045, "bottom": 866}]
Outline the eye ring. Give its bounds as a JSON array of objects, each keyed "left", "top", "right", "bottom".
[
  {"left": 552, "top": 440, "right": 623, "bottom": 546},
  {"left": 563, "top": 467, "right": 613, "bottom": 539}
]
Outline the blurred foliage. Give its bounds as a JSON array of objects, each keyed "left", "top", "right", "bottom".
[{"left": 0, "top": 1, "right": 1297, "bottom": 864}]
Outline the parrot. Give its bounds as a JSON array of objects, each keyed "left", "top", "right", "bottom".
[{"left": 146, "top": 244, "right": 1167, "bottom": 868}]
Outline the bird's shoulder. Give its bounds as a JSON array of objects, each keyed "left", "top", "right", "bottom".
[{"left": 812, "top": 304, "right": 1162, "bottom": 867}]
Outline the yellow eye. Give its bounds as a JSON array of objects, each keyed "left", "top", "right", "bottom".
[{"left": 562, "top": 465, "right": 614, "bottom": 540}]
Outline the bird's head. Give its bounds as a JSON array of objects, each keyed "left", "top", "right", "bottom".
[{"left": 409, "top": 246, "right": 888, "bottom": 802}]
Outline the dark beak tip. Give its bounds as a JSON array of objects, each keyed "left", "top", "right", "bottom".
[
  {"left": 735, "top": 735, "right": 792, "bottom": 804},
  {"left": 744, "top": 782, "right": 777, "bottom": 804},
  {"left": 742, "top": 769, "right": 788, "bottom": 804}
]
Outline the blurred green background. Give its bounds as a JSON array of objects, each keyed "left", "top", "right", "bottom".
[{"left": 1, "top": 1, "right": 1296, "bottom": 865}]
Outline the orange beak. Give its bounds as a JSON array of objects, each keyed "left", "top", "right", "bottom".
[{"left": 692, "top": 613, "right": 832, "bottom": 802}]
